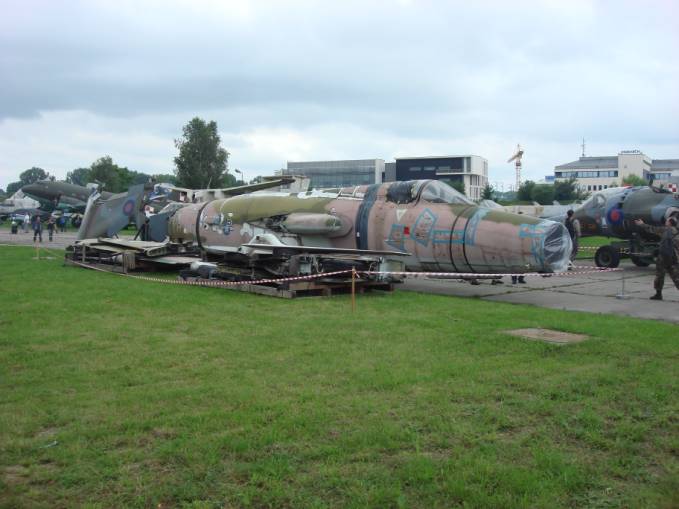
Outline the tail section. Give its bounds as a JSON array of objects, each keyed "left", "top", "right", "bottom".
[{"left": 77, "top": 184, "right": 149, "bottom": 240}]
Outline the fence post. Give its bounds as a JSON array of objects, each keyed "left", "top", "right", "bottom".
[{"left": 351, "top": 267, "right": 356, "bottom": 312}]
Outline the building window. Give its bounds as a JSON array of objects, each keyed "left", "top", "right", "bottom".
[{"left": 410, "top": 166, "right": 421, "bottom": 172}]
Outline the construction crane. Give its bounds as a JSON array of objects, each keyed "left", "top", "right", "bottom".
[{"left": 507, "top": 144, "right": 524, "bottom": 191}]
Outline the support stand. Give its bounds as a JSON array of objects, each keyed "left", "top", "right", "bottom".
[{"left": 616, "top": 268, "right": 631, "bottom": 300}]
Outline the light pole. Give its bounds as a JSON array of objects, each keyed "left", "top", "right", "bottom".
[{"left": 234, "top": 169, "right": 243, "bottom": 185}]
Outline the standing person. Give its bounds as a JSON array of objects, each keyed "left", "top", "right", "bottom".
[
  {"left": 23, "top": 212, "right": 30, "bottom": 233},
  {"left": 565, "top": 209, "right": 581, "bottom": 268},
  {"left": 32, "top": 215, "right": 43, "bottom": 243},
  {"left": 58, "top": 215, "right": 66, "bottom": 232},
  {"left": 47, "top": 216, "right": 56, "bottom": 242},
  {"left": 634, "top": 217, "right": 679, "bottom": 300}
]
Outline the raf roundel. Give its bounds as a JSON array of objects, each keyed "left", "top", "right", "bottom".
[
  {"left": 606, "top": 206, "right": 624, "bottom": 225},
  {"left": 122, "top": 199, "right": 136, "bottom": 216}
]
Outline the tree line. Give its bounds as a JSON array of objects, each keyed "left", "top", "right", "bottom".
[{"left": 1, "top": 117, "right": 235, "bottom": 198}]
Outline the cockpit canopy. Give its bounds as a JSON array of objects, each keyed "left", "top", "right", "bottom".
[{"left": 385, "top": 180, "right": 473, "bottom": 205}]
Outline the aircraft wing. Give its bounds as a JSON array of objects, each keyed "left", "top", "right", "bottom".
[
  {"left": 241, "top": 243, "right": 409, "bottom": 257},
  {"left": 200, "top": 177, "right": 296, "bottom": 197}
]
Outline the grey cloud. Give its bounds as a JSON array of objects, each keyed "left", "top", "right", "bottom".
[{"left": 0, "top": 0, "right": 677, "bottom": 186}]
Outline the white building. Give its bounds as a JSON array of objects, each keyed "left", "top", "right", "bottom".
[{"left": 554, "top": 150, "right": 679, "bottom": 192}]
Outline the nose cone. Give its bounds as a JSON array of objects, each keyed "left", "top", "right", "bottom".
[
  {"left": 21, "top": 183, "right": 40, "bottom": 197},
  {"left": 452, "top": 208, "right": 572, "bottom": 273},
  {"left": 538, "top": 220, "right": 572, "bottom": 272}
]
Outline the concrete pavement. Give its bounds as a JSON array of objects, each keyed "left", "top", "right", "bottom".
[
  {"left": 0, "top": 230, "right": 78, "bottom": 250},
  {"left": 402, "top": 261, "right": 679, "bottom": 324}
]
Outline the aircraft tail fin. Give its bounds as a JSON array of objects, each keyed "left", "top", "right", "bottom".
[{"left": 77, "top": 184, "right": 148, "bottom": 240}]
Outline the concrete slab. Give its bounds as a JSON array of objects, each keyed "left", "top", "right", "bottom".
[{"left": 504, "top": 328, "right": 589, "bottom": 344}]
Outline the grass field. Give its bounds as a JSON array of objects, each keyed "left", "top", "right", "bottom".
[{"left": 1, "top": 246, "right": 677, "bottom": 508}]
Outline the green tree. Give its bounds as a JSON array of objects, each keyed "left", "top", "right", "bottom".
[
  {"left": 442, "top": 178, "right": 465, "bottom": 196},
  {"left": 481, "top": 183, "right": 494, "bottom": 200},
  {"left": 151, "top": 173, "right": 178, "bottom": 185},
  {"left": 66, "top": 168, "right": 91, "bottom": 186},
  {"left": 19, "top": 167, "right": 49, "bottom": 185},
  {"left": 622, "top": 174, "right": 647, "bottom": 187},
  {"left": 517, "top": 180, "right": 536, "bottom": 202},
  {"left": 88, "top": 156, "right": 130, "bottom": 193},
  {"left": 530, "top": 184, "right": 555, "bottom": 205},
  {"left": 174, "top": 117, "right": 230, "bottom": 188},
  {"left": 6, "top": 181, "right": 22, "bottom": 195},
  {"left": 553, "top": 178, "right": 580, "bottom": 202}
]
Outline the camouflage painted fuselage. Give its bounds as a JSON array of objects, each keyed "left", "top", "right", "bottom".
[
  {"left": 168, "top": 180, "right": 571, "bottom": 274},
  {"left": 574, "top": 186, "right": 679, "bottom": 239}
]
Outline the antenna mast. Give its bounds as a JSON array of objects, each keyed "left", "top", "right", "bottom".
[{"left": 581, "top": 138, "right": 586, "bottom": 157}]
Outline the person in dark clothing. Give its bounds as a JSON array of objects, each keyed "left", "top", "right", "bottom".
[
  {"left": 564, "top": 209, "right": 581, "bottom": 268},
  {"left": 47, "top": 217, "right": 56, "bottom": 241},
  {"left": 635, "top": 216, "right": 679, "bottom": 300},
  {"left": 32, "top": 215, "right": 43, "bottom": 242}
]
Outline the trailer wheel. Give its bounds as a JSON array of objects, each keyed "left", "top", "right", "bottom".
[
  {"left": 595, "top": 245, "right": 621, "bottom": 268},
  {"left": 630, "top": 255, "right": 651, "bottom": 267}
]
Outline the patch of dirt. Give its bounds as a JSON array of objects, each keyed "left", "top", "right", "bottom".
[
  {"left": 35, "top": 427, "right": 59, "bottom": 440},
  {"left": 3, "top": 465, "right": 29, "bottom": 485},
  {"left": 504, "top": 328, "right": 589, "bottom": 344},
  {"left": 151, "top": 428, "right": 176, "bottom": 439}
]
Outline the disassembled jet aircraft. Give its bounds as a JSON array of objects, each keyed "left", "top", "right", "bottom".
[
  {"left": 146, "top": 176, "right": 299, "bottom": 212},
  {"left": 74, "top": 179, "right": 572, "bottom": 281},
  {"left": 572, "top": 185, "right": 679, "bottom": 267}
]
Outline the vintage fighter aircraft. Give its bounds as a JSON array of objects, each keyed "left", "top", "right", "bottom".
[
  {"left": 572, "top": 185, "right": 679, "bottom": 267},
  {"left": 22, "top": 180, "right": 112, "bottom": 209},
  {"left": 103, "top": 179, "right": 569, "bottom": 279}
]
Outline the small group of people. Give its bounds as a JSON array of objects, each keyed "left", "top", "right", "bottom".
[
  {"left": 28, "top": 215, "right": 58, "bottom": 243},
  {"left": 9, "top": 213, "right": 66, "bottom": 241}
]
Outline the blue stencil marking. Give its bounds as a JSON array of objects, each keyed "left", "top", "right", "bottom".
[
  {"left": 386, "top": 223, "right": 407, "bottom": 251},
  {"left": 464, "top": 208, "right": 489, "bottom": 246},
  {"left": 410, "top": 208, "right": 437, "bottom": 246},
  {"left": 518, "top": 223, "right": 547, "bottom": 266}
]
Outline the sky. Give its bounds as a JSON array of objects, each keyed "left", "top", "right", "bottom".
[{"left": 1, "top": 0, "right": 678, "bottom": 191}]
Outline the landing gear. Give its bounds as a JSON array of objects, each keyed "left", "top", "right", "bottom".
[
  {"left": 594, "top": 236, "right": 658, "bottom": 268},
  {"left": 629, "top": 255, "right": 651, "bottom": 267},
  {"left": 594, "top": 245, "right": 621, "bottom": 268}
]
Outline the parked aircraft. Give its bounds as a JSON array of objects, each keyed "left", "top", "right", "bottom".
[
  {"left": 0, "top": 190, "right": 41, "bottom": 219},
  {"left": 479, "top": 200, "right": 582, "bottom": 221},
  {"left": 78, "top": 179, "right": 572, "bottom": 279},
  {"left": 572, "top": 185, "right": 679, "bottom": 267},
  {"left": 22, "top": 180, "right": 111, "bottom": 209}
]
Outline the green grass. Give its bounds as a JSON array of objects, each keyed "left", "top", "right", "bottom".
[{"left": 1, "top": 246, "right": 677, "bottom": 508}]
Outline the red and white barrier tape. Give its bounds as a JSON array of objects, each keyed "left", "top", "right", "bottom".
[
  {"left": 362, "top": 266, "right": 622, "bottom": 278},
  {"left": 69, "top": 259, "right": 622, "bottom": 288}
]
